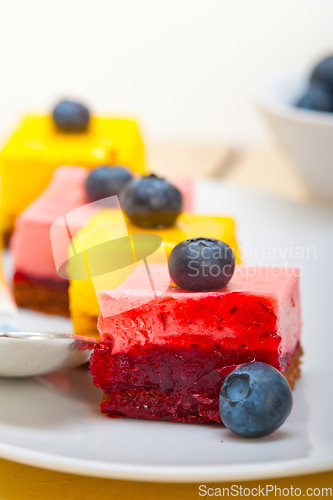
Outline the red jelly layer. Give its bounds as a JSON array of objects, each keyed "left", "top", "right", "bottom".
[{"left": 90, "top": 341, "right": 299, "bottom": 424}]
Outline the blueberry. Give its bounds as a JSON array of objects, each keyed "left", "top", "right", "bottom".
[
  {"left": 52, "top": 100, "right": 90, "bottom": 131},
  {"left": 219, "top": 362, "right": 293, "bottom": 438},
  {"left": 120, "top": 174, "right": 183, "bottom": 228},
  {"left": 310, "top": 55, "right": 333, "bottom": 91},
  {"left": 296, "top": 85, "right": 333, "bottom": 112},
  {"left": 168, "top": 238, "right": 235, "bottom": 291},
  {"left": 85, "top": 165, "right": 133, "bottom": 202}
]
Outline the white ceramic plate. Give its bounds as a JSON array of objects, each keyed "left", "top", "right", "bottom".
[{"left": 0, "top": 181, "right": 332, "bottom": 482}]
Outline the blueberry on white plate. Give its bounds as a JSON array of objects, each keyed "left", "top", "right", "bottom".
[{"left": 219, "top": 362, "right": 293, "bottom": 438}]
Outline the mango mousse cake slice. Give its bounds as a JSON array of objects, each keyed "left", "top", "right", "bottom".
[
  {"left": 0, "top": 100, "right": 145, "bottom": 241},
  {"left": 69, "top": 212, "right": 240, "bottom": 337},
  {"left": 90, "top": 264, "right": 302, "bottom": 424},
  {"left": 11, "top": 166, "right": 194, "bottom": 317}
]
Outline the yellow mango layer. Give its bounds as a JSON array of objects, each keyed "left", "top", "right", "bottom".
[
  {"left": 68, "top": 210, "right": 240, "bottom": 337},
  {"left": 0, "top": 115, "right": 145, "bottom": 238}
]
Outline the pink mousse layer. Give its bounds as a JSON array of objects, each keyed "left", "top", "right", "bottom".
[
  {"left": 97, "top": 265, "right": 301, "bottom": 364},
  {"left": 11, "top": 167, "right": 193, "bottom": 281}
]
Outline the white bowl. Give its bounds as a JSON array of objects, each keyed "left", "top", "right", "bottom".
[{"left": 255, "top": 69, "right": 333, "bottom": 202}]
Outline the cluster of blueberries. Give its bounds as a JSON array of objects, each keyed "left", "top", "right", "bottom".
[
  {"left": 297, "top": 55, "right": 333, "bottom": 112},
  {"left": 85, "top": 166, "right": 236, "bottom": 290},
  {"left": 85, "top": 166, "right": 183, "bottom": 229},
  {"left": 53, "top": 99, "right": 293, "bottom": 439}
]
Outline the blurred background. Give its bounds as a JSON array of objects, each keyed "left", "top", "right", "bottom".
[
  {"left": 0, "top": 0, "right": 331, "bottom": 143},
  {"left": 0, "top": 0, "right": 332, "bottom": 200}
]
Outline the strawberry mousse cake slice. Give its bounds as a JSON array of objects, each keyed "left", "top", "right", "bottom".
[
  {"left": 11, "top": 166, "right": 193, "bottom": 316},
  {"left": 90, "top": 264, "right": 302, "bottom": 424}
]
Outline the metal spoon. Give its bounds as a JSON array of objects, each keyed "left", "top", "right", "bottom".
[
  {"left": 0, "top": 250, "right": 99, "bottom": 377},
  {"left": 0, "top": 332, "right": 98, "bottom": 377}
]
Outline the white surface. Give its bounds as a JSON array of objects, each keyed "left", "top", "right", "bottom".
[
  {"left": 0, "top": 0, "right": 333, "bottom": 145},
  {"left": 256, "top": 69, "right": 333, "bottom": 201},
  {"left": 0, "top": 182, "right": 332, "bottom": 482}
]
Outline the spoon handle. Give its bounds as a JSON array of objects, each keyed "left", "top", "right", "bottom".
[{"left": 69, "top": 334, "right": 100, "bottom": 350}]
